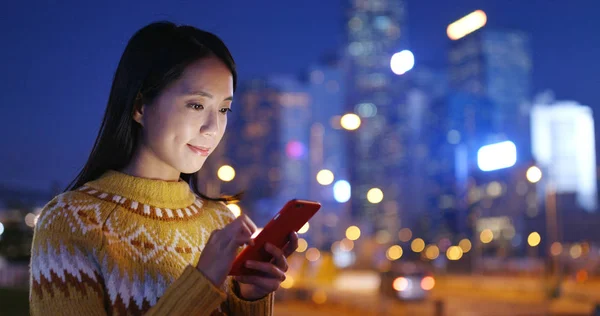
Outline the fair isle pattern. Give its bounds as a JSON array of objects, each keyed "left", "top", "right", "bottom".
[
  {"left": 77, "top": 185, "right": 205, "bottom": 221},
  {"left": 30, "top": 194, "right": 105, "bottom": 301},
  {"left": 30, "top": 173, "right": 273, "bottom": 316}
]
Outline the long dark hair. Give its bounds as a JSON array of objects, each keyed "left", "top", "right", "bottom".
[{"left": 66, "top": 21, "right": 240, "bottom": 203}]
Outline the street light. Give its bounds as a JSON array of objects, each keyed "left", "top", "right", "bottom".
[
  {"left": 316, "top": 169, "right": 335, "bottom": 185},
  {"left": 526, "top": 166, "right": 543, "bottom": 183},
  {"left": 217, "top": 165, "right": 236, "bottom": 182},
  {"left": 390, "top": 50, "right": 414, "bottom": 75},
  {"left": 340, "top": 113, "right": 361, "bottom": 130},
  {"left": 447, "top": 10, "right": 487, "bottom": 40}
]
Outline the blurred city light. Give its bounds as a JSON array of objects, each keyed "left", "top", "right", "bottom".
[
  {"left": 386, "top": 245, "right": 403, "bottom": 261},
  {"left": 217, "top": 165, "right": 236, "bottom": 182},
  {"left": 447, "top": 10, "right": 487, "bottom": 40},
  {"left": 390, "top": 50, "right": 415, "bottom": 75},
  {"left": 286, "top": 140, "right": 306, "bottom": 159},
  {"left": 421, "top": 276, "right": 435, "bottom": 291},
  {"left": 25, "top": 213, "right": 37, "bottom": 228},
  {"left": 411, "top": 238, "right": 425, "bottom": 252},
  {"left": 576, "top": 270, "right": 589, "bottom": 283},
  {"left": 550, "top": 242, "right": 563, "bottom": 256},
  {"left": 280, "top": 275, "right": 294, "bottom": 289},
  {"left": 316, "top": 169, "right": 335, "bottom": 185},
  {"left": 355, "top": 102, "right": 377, "bottom": 118},
  {"left": 398, "top": 228, "right": 413, "bottom": 242},
  {"left": 306, "top": 248, "right": 321, "bottom": 261},
  {"left": 477, "top": 141, "right": 517, "bottom": 172},
  {"left": 340, "top": 238, "right": 355, "bottom": 251},
  {"left": 393, "top": 277, "right": 409, "bottom": 291},
  {"left": 527, "top": 232, "right": 541, "bottom": 247},
  {"left": 296, "top": 238, "right": 308, "bottom": 252},
  {"left": 312, "top": 289, "right": 327, "bottom": 304},
  {"left": 526, "top": 166, "right": 543, "bottom": 183},
  {"left": 570, "top": 244, "right": 583, "bottom": 259},
  {"left": 226, "top": 204, "right": 241, "bottom": 218},
  {"left": 298, "top": 222, "right": 310, "bottom": 234},
  {"left": 375, "top": 230, "right": 392, "bottom": 244},
  {"left": 367, "top": 188, "right": 384, "bottom": 204},
  {"left": 425, "top": 245, "right": 440, "bottom": 260},
  {"left": 446, "top": 246, "right": 463, "bottom": 260},
  {"left": 480, "top": 229, "right": 494, "bottom": 244},
  {"left": 459, "top": 239, "right": 472, "bottom": 253},
  {"left": 0, "top": 222, "right": 3, "bottom": 236},
  {"left": 486, "top": 181, "right": 503, "bottom": 197},
  {"left": 447, "top": 129, "right": 461, "bottom": 144},
  {"left": 346, "top": 226, "right": 361, "bottom": 241},
  {"left": 340, "top": 113, "right": 361, "bottom": 130},
  {"left": 333, "top": 180, "right": 352, "bottom": 203}
]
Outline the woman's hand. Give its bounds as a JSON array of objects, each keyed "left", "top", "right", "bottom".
[
  {"left": 234, "top": 232, "right": 299, "bottom": 301},
  {"left": 196, "top": 214, "right": 257, "bottom": 287}
]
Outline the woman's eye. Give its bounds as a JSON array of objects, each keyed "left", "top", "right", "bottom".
[
  {"left": 189, "top": 103, "right": 204, "bottom": 110},
  {"left": 220, "top": 108, "right": 232, "bottom": 114}
]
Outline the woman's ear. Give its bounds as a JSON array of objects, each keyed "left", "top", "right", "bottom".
[{"left": 133, "top": 93, "right": 145, "bottom": 125}]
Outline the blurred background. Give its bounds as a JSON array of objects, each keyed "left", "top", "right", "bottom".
[{"left": 2, "top": 0, "right": 600, "bottom": 315}]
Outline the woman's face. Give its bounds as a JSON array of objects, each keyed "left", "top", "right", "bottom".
[{"left": 134, "top": 56, "right": 233, "bottom": 177}]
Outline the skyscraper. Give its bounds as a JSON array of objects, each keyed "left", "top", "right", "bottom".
[
  {"left": 219, "top": 79, "right": 283, "bottom": 224},
  {"left": 531, "top": 101, "right": 598, "bottom": 212},
  {"left": 344, "top": 0, "right": 408, "bottom": 234},
  {"left": 448, "top": 27, "right": 532, "bottom": 155}
]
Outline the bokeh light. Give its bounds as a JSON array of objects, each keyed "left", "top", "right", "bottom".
[
  {"left": 333, "top": 180, "right": 351, "bottom": 203},
  {"left": 306, "top": 248, "right": 321, "bottom": 261},
  {"left": 398, "top": 228, "right": 413, "bottom": 242},
  {"left": 226, "top": 204, "right": 241, "bottom": 218},
  {"left": 367, "top": 188, "right": 384, "bottom": 204},
  {"left": 386, "top": 245, "right": 403, "bottom": 261},
  {"left": 459, "top": 239, "right": 472, "bottom": 253},
  {"left": 340, "top": 113, "right": 361, "bottom": 130},
  {"left": 393, "top": 277, "right": 409, "bottom": 291},
  {"left": 480, "top": 229, "right": 494, "bottom": 244},
  {"left": 346, "top": 226, "right": 361, "bottom": 241},
  {"left": 550, "top": 242, "right": 563, "bottom": 256},
  {"left": 296, "top": 238, "right": 308, "bottom": 252},
  {"left": 298, "top": 222, "right": 310, "bottom": 234},
  {"left": 340, "top": 238, "right": 354, "bottom": 251},
  {"left": 316, "top": 169, "right": 335, "bottom": 185},
  {"left": 390, "top": 50, "right": 415, "bottom": 75},
  {"left": 446, "top": 246, "right": 463, "bottom": 261},
  {"left": 526, "top": 166, "right": 543, "bottom": 183},
  {"left": 425, "top": 245, "right": 440, "bottom": 260},
  {"left": 421, "top": 276, "right": 435, "bottom": 291},
  {"left": 217, "top": 165, "right": 236, "bottom": 182},
  {"left": 527, "top": 232, "right": 541, "bottom": 247},
  {"left": 411, "top": 238, "right": 425, "bottom": 252}
]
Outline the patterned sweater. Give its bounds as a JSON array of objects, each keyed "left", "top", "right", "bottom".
[{"left": 29, "top": 170, "right": 273, "bottom": 315}]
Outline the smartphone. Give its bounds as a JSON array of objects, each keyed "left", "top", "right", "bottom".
[{"left": 229, "top": 199, "right": 321, "bottom": 276}]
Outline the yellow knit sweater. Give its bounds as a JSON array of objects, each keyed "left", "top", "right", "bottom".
[{"left": 29, "top": 170, "right": 274, "bottom": 315}]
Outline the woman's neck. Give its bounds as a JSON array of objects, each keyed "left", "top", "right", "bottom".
[{"left": 121, "top": 146, "right": 180, "bottom": 182}]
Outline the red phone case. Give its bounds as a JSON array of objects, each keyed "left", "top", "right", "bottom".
[{"left": 229, "top": 199, "right": 321, "bottom": 276}]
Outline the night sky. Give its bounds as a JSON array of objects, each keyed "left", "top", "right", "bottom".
[{"left": 1, "top": 0, "right": 599, "bottom": 191}]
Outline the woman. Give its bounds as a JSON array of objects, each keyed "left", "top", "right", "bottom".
[{"left": 29, "top": 21, "right": 297, "bottom": 315}]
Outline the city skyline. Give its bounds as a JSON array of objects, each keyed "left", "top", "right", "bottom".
[{"left": 2, "top": 0, "right": 600, "bottom": 192}]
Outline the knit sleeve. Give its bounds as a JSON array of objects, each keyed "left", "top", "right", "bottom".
[
  {"left": 30, "top": 194, "right": 228, "bottom": 316},
  {"left": 221, "top": 277, "right": 274, "bottom": 315},
  {"left": 29, "top": 195, "right": 108, "bottom": 316}
]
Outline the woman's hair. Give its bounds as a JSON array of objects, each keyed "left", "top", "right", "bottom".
[{"left": 66, "top": 21, "right": 240, "bottom": 203}]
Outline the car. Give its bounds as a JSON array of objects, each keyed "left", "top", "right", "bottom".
[{"left": 379, "top": 261, "right": 435, "bottom": 301}]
